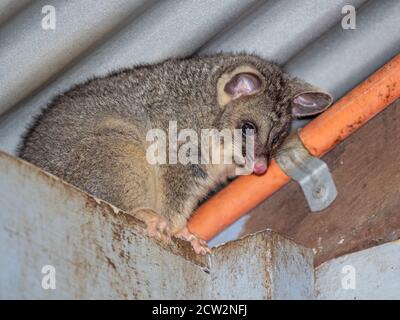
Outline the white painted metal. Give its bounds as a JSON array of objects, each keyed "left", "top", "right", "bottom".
[
  {"left": 0, "top": 151, "right": 314, "bottom": 299},
  {"left": 316, "top": 240, "right": 400, "bottom": 300},
  {"left": 0, "top": 149, "right": 398, "bottom": 299}
]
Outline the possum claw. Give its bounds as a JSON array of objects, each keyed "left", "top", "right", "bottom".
[
  {"left": 134, "top": 209, "right": 172, "bottom": 245},
  {"left": 148, "top": 218, "right": 172, "bottom": 244},
  {"left": 191, "top": 238, "right": 211, "bottom": 255},
  {"left": 175, "top": 227, "right": 211, "bottom": 255}
]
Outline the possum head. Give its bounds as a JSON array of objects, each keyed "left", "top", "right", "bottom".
[{"left": 215, "top": 63, "right": 332, "bottom": 175}]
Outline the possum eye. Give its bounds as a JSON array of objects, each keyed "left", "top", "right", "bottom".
[
  {"left": 271, "top": 135, "right": 280, "bottom": 146},
  {"left": 241, "top": 121, "right": 257, "bottom": 136}
]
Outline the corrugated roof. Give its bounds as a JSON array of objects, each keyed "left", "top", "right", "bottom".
[{"left": 1, "top": 0, "right": 399, "bottom": 154}]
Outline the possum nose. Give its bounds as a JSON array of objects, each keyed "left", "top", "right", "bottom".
[{"left": 253, "top": 158, "right": 268, "bottom": 175}]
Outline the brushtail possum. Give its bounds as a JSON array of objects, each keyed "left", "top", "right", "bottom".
[{"left": 19, "top": 53, "right": 332, "bottom": 254}]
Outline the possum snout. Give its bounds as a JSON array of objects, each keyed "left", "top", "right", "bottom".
[{"left": 253, "top": 157, "right": 268, "bottom": 175}]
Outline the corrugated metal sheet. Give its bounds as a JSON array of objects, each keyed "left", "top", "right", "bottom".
[
  {"left": 1, "top": 0, "right": 399, "bottom": 155},
  {"left": 0, "top": 1, "right": 400, "bottom": 299}
]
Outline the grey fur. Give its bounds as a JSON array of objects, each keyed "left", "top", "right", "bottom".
[{"left": 19, "top": 53, "right": 330, "bottom": 248}]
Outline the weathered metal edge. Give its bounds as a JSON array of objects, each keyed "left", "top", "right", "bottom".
[{"left": 0, "top": 150, "right": 211, "bottom": 268}]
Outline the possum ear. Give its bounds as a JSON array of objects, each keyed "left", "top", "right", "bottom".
[
  {"left": 288, "top": 78, "right": 333, "bottom": 117},
  {"left": 217, "top": 66, "right": 263, "bottom": 107},
  {"left": 292, "top": 91, "right": 333, "bottom": 117}
]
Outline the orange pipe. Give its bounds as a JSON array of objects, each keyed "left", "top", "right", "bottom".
[
  {"left": 300, "top": 56, "right": 400, "bottom": 157},
  {"left": 188, "top": 54, "right": 400, "bottom": 241}
]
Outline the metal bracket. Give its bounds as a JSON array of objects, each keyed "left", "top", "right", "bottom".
[{"left": 276, "top": 134, "right": 337, "bottom": 212}]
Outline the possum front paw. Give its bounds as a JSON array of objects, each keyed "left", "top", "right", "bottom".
[
  {"left": 134, "top": 209, "right": 172, "bottom": 244},
  {"left": 174, "top": 227, "right": 211, "bottom": 255},
  {"left": 133, "top": 209, "right": 210, "bottom": 255}
]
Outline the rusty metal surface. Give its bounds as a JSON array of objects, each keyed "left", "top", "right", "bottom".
[
  {"left": 211, "top": 231, "right": 314, "bottom": 299},
  {"left": 0, "top": 151, "right": 209, "bottom": 299},
  {"left": 0, "top": 151, "right": 314, "bottom": 299},
  {"left": 1, "top": 140, "right": 398, "bottom": 299}
]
